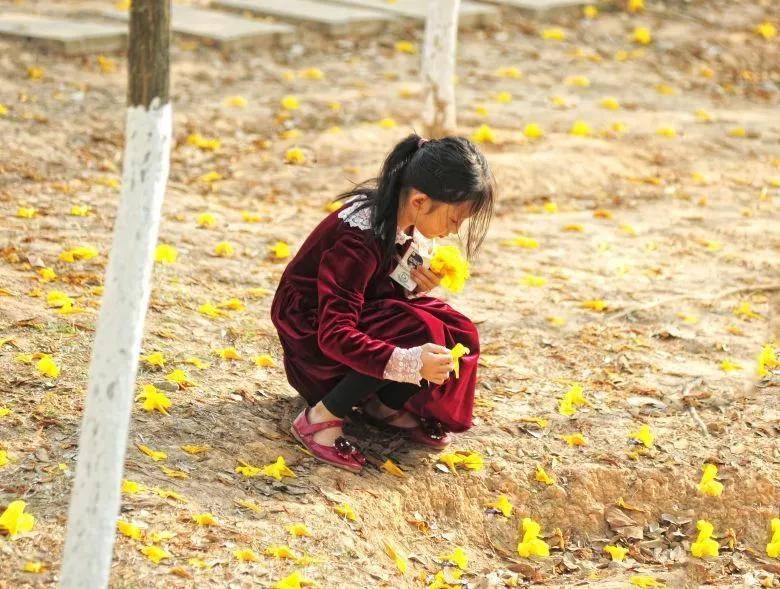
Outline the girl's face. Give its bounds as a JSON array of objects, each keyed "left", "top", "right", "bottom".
[{"left": 406, "top": 189, "right": 474, "bottom": 240}]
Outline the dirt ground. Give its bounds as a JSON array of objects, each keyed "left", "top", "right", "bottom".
[{"left": 1, "top": 0, "right": 779, "bottom": 587}]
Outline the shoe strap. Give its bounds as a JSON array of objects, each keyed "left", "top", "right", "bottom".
[{"left": 298, "top": 408, "right": 344, "bottom": 436}]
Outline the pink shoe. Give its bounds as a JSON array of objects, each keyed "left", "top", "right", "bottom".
[
  {"left": 362, "top": 399, "right": 452, "bottom": 448},
  {"left": 291, "top": 407, "right": 366, "bottom": 473}
]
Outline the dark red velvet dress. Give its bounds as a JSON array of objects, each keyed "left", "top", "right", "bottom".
[{"left": 270, "top": 201, "right": 480, "bottom": 432}]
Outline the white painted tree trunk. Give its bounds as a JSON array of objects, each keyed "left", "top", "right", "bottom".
[
  {"left": 59, "top": 98, "right": 171, "bottom": 588},
  {"left": 422, "top": 0, "right": 461, "bottom": 138}
]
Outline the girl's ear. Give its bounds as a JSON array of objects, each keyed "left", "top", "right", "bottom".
[{"left": 409, "top": 188, "right": 430, "bottom": 211}]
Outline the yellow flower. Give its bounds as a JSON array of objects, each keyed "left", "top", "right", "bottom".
[
  {"left": 728, "top": 126, "right": 746, "bottom": 137},
  {"left": 265, "top": 544, "right": 300, "bottom": 560},
  {"left": 628, "top": 424, "right": 654, "bottom": 448},
  {"left": 140, "top": 545, "right": 172, "bottom": 564},
  {"left": 535, "top": 465, "right": 555, "bottom": 485},
  {"left": 517, "top": 518, "right": 550, "bottom": 558},
  {"left": 450, "top": 343, "right": 470, "bottom": 378},
  {"left": 440, "top": 547, "right": 468, "bottom": 570},
  {"left": 0, "top": 450, "right": 9, "bottom": 468},
  {"left": 28, "top": 66, "right": 44, "bottom": 80},
  {"left": 583, "top": 5, "right": 598, "bottom": 18},
  {"left": 600, "top": 97, "right": 620, "bottom": 110},
  {"left": 582, "top": 299, "right": 607, "bottom": 311},
  {"left": 59, "top": 245, "right": 99, "bottom": 262},
  {"left": 165, "top": 369, "right": 196, "bottom": 387},
  {"left": 0, "top": 103, "right": 8, "bottom": 116},
  {"left": 254, "top": 354, "right": 275, "bottom": 367},
  {"left": 767, "top": 518, "right": 780, "bottom": 558},
  {"left": 570, "top": 120, "right": 592, "bottom": 136},
  {"left": 135, "top": 384, "right": 171, "bottom": 415},
  {"left": 550, "top": 95, "right": 569, "bottom": 107},
  {"left": 193, "top": 513, "right": 218, "bottom": 526},
  {"left": 214, "top": 241, "right": 234, "bottom": 257},
  {"left": 274, "top": 571, "right": 316, "bottom": 589},
  {"left": 378, "top": 117, "right": 397, "bottom": 129},
  {"left": 697, "top": 463, "right": 724, "bottom": 496},
  {"left": 117, "top": 519, "right": 143, "bottom": 540},
  {"left": 471, "top": 124, "right": 496, "bottom": 144},
  {"left": 541, "top": 27, "right": 566, "bottom": 41},
  {"left": 632, "top": 26, "right": 652, "bottom": 45},
  {"left": 383, "top": 540, "right": 408, "bottom": 573},
  {"left": 502, "top": 235, "right": 539, "bottom": 248},
  {"left": 281, "top": 95, "right": 300, "bottom": 110},
  {"left": 656, "top": 125, "right": 677, "bottom": 137},
  {"left": 695, "top": 108, "right": 713, "bottom": 122},
  {"left": 36, "top": 354, "right": 60, "bottom": 379},
  {"left": 0, "top": 500, "right": 36, "bottom": 537},
  {"left": 299, "top": 67, "right": 324, "bottom": 80},
  {"left": 186, "top": 133, "right": 220, "bottom": 151},
  {"left": 756, "top": 22, "right": 776, "bottom": 40},
  {"left": 604, "top": 545, "right": 628, "bottom": 561},
  {"left": 627, "top": 0, "right": 644, "bottom": 12},
  {"left": 333, "top": 502, "right": 356, "bottom": 521},
  {"left": 185, "top": 357, "right": 210, "bottom": 370},
  {"left": 154, "top": 244, "right": 178, "bottom": 264},
  {"left": 430, "top": 245, "right": 470, "bottom": 293},
  {"left": 214, "top": 347, "right": 241, "bottom": 360},
  {"left": 16, "top": 207, "right": 37, "bottom": 218},
  {"left": 461, "top": 452, "right": 483, "bottom": 471},
  {"left": 523, "top": 123, "right": 544, "bottom": 139},
  {"left": 557, "top": 383, "right": 591, "bottom": 416},
  {"left": 565, "top": 75, "right": 590, "bottom": 87},
  {"left": 198, "top": 302, "right": 223, "bottom": 318},
  {"left": 261, "top": 456, "right": 296, "bottom": 480},
  {"left": 234, "top": 548, "right": 260, "bottom": 562},
  {"left": 47, "top": 290, "right": 73, "bottom": 308},
  {"left": 122, "top": 479, "right": 145, "bottom": 494},
  {"left": 720, "top": 359, "right": 742, "bottom": 372},
  {"left": 394, "top": 40, "right": 417, "bottom": 54},
  {"left": 197, "top": 212, "right": 216, "bottom": 228},
  {"left": 655, "top": 83, "right": 677, "bottom": 95},
  {"left": 22, "top": 561, "right": 43, "bottom": 573},
  {"left": 137, "top": 444, "right": 167, "bottom": 462},
  {"left": 521, "top": 274, "right": 547, "bottom": 287},
  {"left": 286, "top": 523, "right": 312, "bottom": 537},
  {"left": 141, "top": 352, "right": 165, "bottom": 367},
  {"left": 37, "top": 267, "right": 57, "bottom": 282},
  {"left": 561, "top": 433, "right": 587, "bottom": 446},
  {"left": 757, "top": 344, "right": 778, "bottom": 377},
  {"left": 630, "top": 576, "right": 663, "bottom": 587},
  {"left": 495, "top": 66, "right": 522, "bottom": 79},
  {"left": 285, "top": 147, "right": 306, "bottom": 165},
  {"left": 70, "top": 204, "right": 91, "bottom": 216},
  {"left": 270, "top": 241, "right": 291, "bottom": 259},
  {"left": 224, "top": 95, "right": 247, "bottom": 108},
  {"left": 382, "top": 458, "right": 406, "bottom": 477},
  {"left": 242, "top": 211, "right": 263, "bottom": 223},
  {"left": 181, "top": 444, "right": 209, "bottom": 454},
  {"left": 486, "top": 494, "right": 513, "bottom": 517},
  {"left": 733, "top": 300, "right": 760, "bottom": 319},
  {"left": 691, "top": 520, "right": 719, "bottom": 558},
  {"left": 495, "top": 91, "right": 512, "bottom": 104},
  {"left": 198, "top": 171, "right": 221, "bottom": 184}
]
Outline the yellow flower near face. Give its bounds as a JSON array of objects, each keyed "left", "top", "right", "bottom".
[
  {"left": 285, "top": 147, "right": 306, "bottom": 165},
  {"left": 691, "top": 520, "right": 719, "bottom": 558},
  {"left": 36, "top": 354, "right": 60, "bottom": 379},
  {"left": 604, "top": 545, "right": 628, "bottom": 561},
  {"left": 154, "top": 244, "right": 178, "bottom": 264},
  {"left": 472, "top": 124, "right": 496, "bottom": 144},
  {"left": 523, "top": 123, "right": 544, "bottom": 139},
  {"left": 517, "top": 518, "right": 550, "bottom": 558},
  {"left": 0, "top": 500, "right": 36, "bottom": 537},
  {"left": 214, "top": 241, "right": 234, "bottom": 257},
  {"left": 756, "top": 22, "right": 776, "bottom": 40},
  {"left": 541, "top": 27, "right": 566, "bottom": 41},
  {"left": 570, "top": 120, "right": 592, "bottom": 137},
  {"left": 281, "top": 95, "right": 300, "bottom": 110},
  {"left": 632, "top": 26, "right": 652, "bottom": 45},
  {"left": 394, "top": 40, "right": 417, "bottom": 54},
  {"left": 430, "top": 245, "right": 470, "bottom": 293},
  {"left": 270, "top": 241, "right": 291, "bottom": 259}
]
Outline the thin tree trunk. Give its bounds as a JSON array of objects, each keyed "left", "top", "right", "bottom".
[
  {"left": 60, "top": 2, "right": 171, "bottom": 587},
  {"left": 422, "top": 0, "right": 461, "bottom": 138}
]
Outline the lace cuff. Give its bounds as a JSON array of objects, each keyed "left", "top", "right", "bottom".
[{"left": 382, "top": 345, "right": 423, "bottom": 385}]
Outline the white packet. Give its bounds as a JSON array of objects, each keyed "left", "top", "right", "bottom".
[{"left": 390, "top": 231, "right": 435, "bottom": 291}]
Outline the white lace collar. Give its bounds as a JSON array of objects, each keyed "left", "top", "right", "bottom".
[{"left": 338, "top": 194, "right": 412, "bottom": 246}]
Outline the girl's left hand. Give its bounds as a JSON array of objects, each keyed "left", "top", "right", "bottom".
[{"left": 411, "top": 267, "right": 441, "bottom": 294}]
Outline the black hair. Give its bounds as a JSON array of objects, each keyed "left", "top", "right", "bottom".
[{"left": 333, "top": 133, "right": 495, "bottom": 270}]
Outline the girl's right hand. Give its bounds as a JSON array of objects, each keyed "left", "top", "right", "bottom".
[{"left": 420, "top": 343, "right": 454, "bottom": 384}]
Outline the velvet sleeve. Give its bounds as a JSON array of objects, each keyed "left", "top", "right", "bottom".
[{"left": 317, "top": 231, "right": 397, "bottom": 379}]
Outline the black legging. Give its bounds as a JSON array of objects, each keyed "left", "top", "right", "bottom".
[{"left": 320, "top": 369, "right": 421, "bottom": 418}]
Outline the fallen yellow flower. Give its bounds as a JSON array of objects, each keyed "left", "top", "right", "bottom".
[
  {"left": 234, "top": 547, "right": 260, "bottom": 562},
  {"left": 570, "top": 120, "right": 592, "bottom": 136},
  {"left": 281, "top": 95, "right": 300, "bottom": 110},
  {"left": 141, "top": 352, "right": 165, "bottom": 367},
  {"left": 691, "top": 520, "right": 719, "bottom": 558},
  {"left": 472, "top": 124, "right": 496, "bottom": 144},
  {"left": 271, "top": 241, "right": 291, "bottom": 259},
  {"left": 154, "top": 244, "right": 178, "bottom": 264},
  {"left": 384, "top": 540, "right": 408, "bottom": 574},
  {"left": 440, "top": 547, "right": 468, "bottom": 570},
  {"left": 522, "top": 123, "right": 544, "bottom": 139},
  {"left": 535, "top": 465, "right": 555, "bottom": 486},
  {"left": 697, "top": 463, "right": 723, "bottom": 496},
  {"left": 561, "top": 433, "right": 588, "bottom": 447},
  {"left": 630, "top": 576, "right": 663, "bottom": 587},
  {"left": 628, "top": 424, "right": 654, "bottom": 448},
  {"left": 16, "top": 207, "right": 37, "bottom": 218},
  {"left": 193, "top": 513, "right": 218, "bottom": 526},
  {"left": 486, "top": 494, "right": 513, "bottom": 517},
  {"left": 165, "top": 369, "right": 196, "bottom": 387},
  {"left": 541, "top": 27, "right": 566, "bottom": 41},
  {"left": 197, "top": 212, "right": 217, "bottom": 228},
  {"left": 757, "top": 344, "right": 778, "bottom": 377},
  {"left": 140, "top": 544, "right": 172, "bottom": 564},
  {"left": 135, "top": 384, "right": 172, "bottom": 415},
  {"left": 22, "top": 561, "right": 43, "bottom": 573},
  {"left": 117, "top": 519, "right": 143, "bottom": 540},
  {"left": 517, "top": 518, "right": 549, "bottom": 558},
  {"left": 214, "top": 347, "right": 241, "bottom": 360},
  {"left": 286, "top": 523, "right": 312, "bottom": 537},
  {"left": 720, "top": 359, "right": 742, "bottom": 372},
  {"left": 604, "top": 544, "right": 628, "bottom": 561},
  {"left": 632, "top": 26, "right": 652, "bottom": 45},
  {"left": 137, "top": 444, "right": 166, "bottom": 462},
  {"left": 382, "top": 458, "right": 406, "bottom": 478},
  {"left": 198, "top": 302, "right": 223, "bottom": 318},
  {"left": 214, "top": 241, "right": 234, "bottom": 257},
  {"left": 273, "top": 570, "right": 316, "bottom": 589},
  {"left": 333, "top": 502, "right": 356, "bottom": 521},
  {"left": 767, "top": 518, "right": 780, "bottom": 558},
  {"left": 36, "top": 354, "right": 60, "bottom": 379},
  {"left": 285, "top": 147, "right": 306, "bottom": 165},
  {"left": 186, "top": 133, "right": 220, "bottom": 151},
  {"left": 0, "top": 500, "right": 36, "bottom": 537},
  {"left": 254, "top": 354, "right": 275, "bottom": 367},
  {"left": 261, "top": 456, "right": 296, "bottom": 480}
]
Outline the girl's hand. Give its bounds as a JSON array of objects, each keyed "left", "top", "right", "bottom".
[
  {"left": 411, "top": 267, "right": 442, "bottom": 294},
  {"left": 420, "top": 343, "right": 454, "bottom": 385}
]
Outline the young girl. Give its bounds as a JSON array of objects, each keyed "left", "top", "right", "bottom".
[{"left": 271, "top": 134, "right": 495, "bottom": 472}]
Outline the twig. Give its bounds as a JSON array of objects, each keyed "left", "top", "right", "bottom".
[
  {"left": 687, "top": 406, "right": 710, "bottom": 437},
  {"left": 607, "top": 283, "right": 780, "bottom": 322}
]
